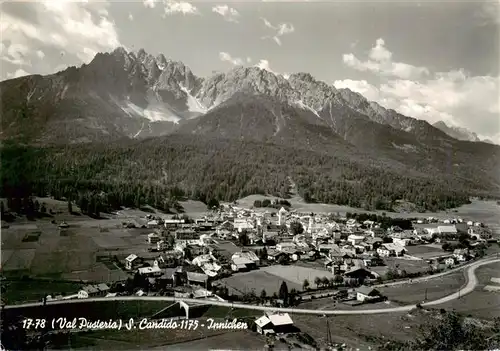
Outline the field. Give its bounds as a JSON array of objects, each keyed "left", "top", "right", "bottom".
[
  {"left": 405, "top": 245, "right": 447, "bottom": 259},
  {"left": 377, "top": 270, "right": 465, "bottom": 304},
  {"left": 217, "top": 269, "right": 301, "bottom": 296},
  {"left": 371, "top": 257, "right": 433, "bottom": 276},
  {"left": 1, "top": 280, "right": 83, "bottom": 304},
  {"left": 291, "top": 309, "right": 438, "bottom": 349},
  {"left": 0, "top": 198, "right": 184, "bottom": 302},
  {"left": 2, "top": 300, "right": 174, "bottom": 321},
  {"left": 435, "top": 262, "right": 500, "bottom": 320},
  {"left": 260, "top": 264, "right": 332, "bottom": 286}
]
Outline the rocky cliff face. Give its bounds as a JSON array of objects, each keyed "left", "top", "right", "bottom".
[{"left": 0, "top": 47, "right": 493, "bottom": 154}]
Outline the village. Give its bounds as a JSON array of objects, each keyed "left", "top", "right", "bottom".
[{"left": 30, "top": 198, "right": 497, "bottom": 336}]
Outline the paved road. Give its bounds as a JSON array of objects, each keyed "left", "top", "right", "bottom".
[
  {"left": 4, "top": 258, "right": 499, "bottom": 316},
  {"left": 301, "top": 254, "right": 499, "bottom": 299}
]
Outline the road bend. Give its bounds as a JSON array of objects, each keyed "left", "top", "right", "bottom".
[{"left": 4, "top": 258, "right": 499, "bottom": 316}]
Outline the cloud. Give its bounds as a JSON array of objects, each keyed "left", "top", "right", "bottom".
[
  {"left": 1, "top": 0, "right": 121, "bottom": 65},
  {"left": 260, "top": 17, "right": 295, "bottom": 46},
  {"left": 0, "top": 43, "right": 31, "bottom": 66},
  {"left": 334, "top": 70, "right": 500, "bottom": 140},
  {"left": 212, "top": 5, "right": 240, "bottom": 22},
  {"left": 128, "top": 13, "right": 134, "bottom": 21},
  {"left": 219, "top": 52, "right": 245, "bottom": 65},
  {"left": 35, "top": 50, "right": 45, "bottom": 59},
  {"left": 255, "top": 59, "right": 275, "bottom": 73},
  {"left": 143, "top": 0, "right": 157, "bottom": 8},
  {"left": 343, "top": 38, "right": 429, "bottom": 80},
  {"left": 333, "top": 79, "right": 380, "bottom": 101},
  {"left": 163, "top": 0, "right": 199, "bottom": 15},
  {"left": 7, "top": 68, "right": 30, "bottom": 79},
  {"left": 474, "top": 1, "right": 500, "bottom": 26}
]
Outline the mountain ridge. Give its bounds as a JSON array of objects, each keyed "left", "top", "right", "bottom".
[{"left": 1, "top": 47, "right": 499, "bottom": 195}]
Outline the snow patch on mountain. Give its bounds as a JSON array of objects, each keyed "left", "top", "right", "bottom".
[
  {"left": 116, "top": 99, "right": 181, "bottom": 123},
  {"left": 294, "top": 100, "right": 321, "bottom": 118},
  {"left": 179, "top": 84, "right": 207, "bottom": 114}
]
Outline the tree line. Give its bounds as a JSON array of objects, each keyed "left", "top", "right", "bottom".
[{"left": 0, "top": 135, "right": 479, "bottom": 213}]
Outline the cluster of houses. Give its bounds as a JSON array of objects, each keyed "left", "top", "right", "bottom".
[
  {"left": 117, "top": 204, "right": 495, "bottom": 292},
  {"left": 47, "top": 202, "right": 493, "bottom": 303}
]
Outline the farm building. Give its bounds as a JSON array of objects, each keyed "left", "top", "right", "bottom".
[
  {"left": 138, "top": 261, "right": 163, "bottom": 276},
  {"left": 187, "top": 272, "right": 209, "bottom": 288},
  {"left": 255, "top": 312, "right": 295, "bottom": 335},
  {"left": 355, "top": 286, "right": 383, "bottom": 302},
  {"left": 78, "top": 283, "right": 110, "bottom": 299},
  {"left": 125, "top": 254, "right": 141, "bottom": 270},
  {"left": 377, "top": 243, "right": 406, "bottom": 257},
  {"left": 148, "top": 233, "right": 160, "bottom": 244},
  {"left": 231, "top": 256, "right": 256, "bottom": 272}
]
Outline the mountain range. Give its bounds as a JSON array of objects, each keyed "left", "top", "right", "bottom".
[
  {"left": 432, "top": 121, "right": 494, "bottom": 143},
  {"left": 1, "top": 47, "right": 500, "bottom": 204}
]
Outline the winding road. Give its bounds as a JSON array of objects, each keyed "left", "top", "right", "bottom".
[{"left": 4, "top": 257, "right": 499, "bottom": 316}]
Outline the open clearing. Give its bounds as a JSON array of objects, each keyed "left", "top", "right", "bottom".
[
  {"left": 292, "top": 308, "right": 438, "bottom": 349},
  {"left": 371, "top": 257, "right": 432, "bottom": 276},
  {"left": 406, "top": 245, "right": 446, "bottom": 259},
  {"left": 217, "top": 269, "right": 301, "bottom": 296},
  {"left": 261, "top": 264, "right": 332, "bottom": 287},
  {"left": 378, "top": 270, "right": 465, "bottom": 304}
]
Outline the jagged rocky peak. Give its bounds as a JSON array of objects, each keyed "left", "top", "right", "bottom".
[
  {"left": 337, "top": 88, "right": 371, "bottom": 108},
  {"left": 156, "top": 54, "right": 168, "bottom": 69},
  {"left": 137, "top": 48, "right": 147, "bottom": 61}
]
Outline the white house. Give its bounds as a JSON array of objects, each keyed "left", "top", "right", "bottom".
[
  {"left": 377, "top": 243, "right": 406, "bottom": 257},
  {"left": 347, "top": 234, "right": 365, "bottom": 246},
  {"left": 78, "top": 284, "right": 109, "bottom": 299},
  {"left": 125, "top": 254, "right": 138, "bottom": 270},
  {"left": 392, "top": 238, "right": 411, "bottom": 247},
  {"left": 138, "top": 261, "right": 162, "bottom": 276},
  {"left": 148, "top": 233, "right": 160, "bottom": 244},
  {"left": 356, "top": 286, "right": 383, "bottom": 302},
  {"left": 255, "top": 313, "right": 294, "bottom": 335},
  {"left": 276, "top": 242, "right": 297, "bottom": 252},
  {"left": 438, "top": 225, "right": 458, "bottom": 236}
]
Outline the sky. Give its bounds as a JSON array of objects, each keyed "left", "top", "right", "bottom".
[{"left": 1, "top": 0, "right": 499, "bottom": 142}]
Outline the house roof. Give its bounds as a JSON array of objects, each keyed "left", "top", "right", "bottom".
[
  {"left": 82, "top": 285, "right": 98, "bottom": 294},
  {"left": 232, "top": 256, "right": 253, "bottom": 265},
  {"left": 125, "top": 254, "right": 138, "bottom": 262},
  {"left": 356, "top": 286, "right": 380, "bottom": 296},
  {"left": 97, "top": 283, "right": 109, "bottom": 291},
  {"left": 187, "top": 272, "right": 208, "bottom": 282},
  {"left": 255, "top": 316, "right": 272, "bottom": 328},
  {"left": 267, "top": 313, "right": 294, "bottom": 326}
]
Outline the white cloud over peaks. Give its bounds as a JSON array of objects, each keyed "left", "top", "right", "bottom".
[
  {"left": 334, "top": 69, "right": 500, "bottom": 140},
  {"left": 212, "top": 5, "right": 240, "bottom": 23},
  {"left": 260, "top": 17, "right": 295, "bottom": 46},
  {"left": 219, "top": 52, "right": 245, "bottom": 66},
  {"left": 343, "top": 38, "right": 429, "bottom": 80},
  {"left": 163, "top": 0, "right": 199, "bottom": 15},
  {"left": 255, "top": 59, "right": 275, "bottom": 73},
  {"left": 7, "top": 68, "right": 30, "bottom": 79},
  {"left": 1, "top": 0, "right": 121, "bottom": 64}
]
